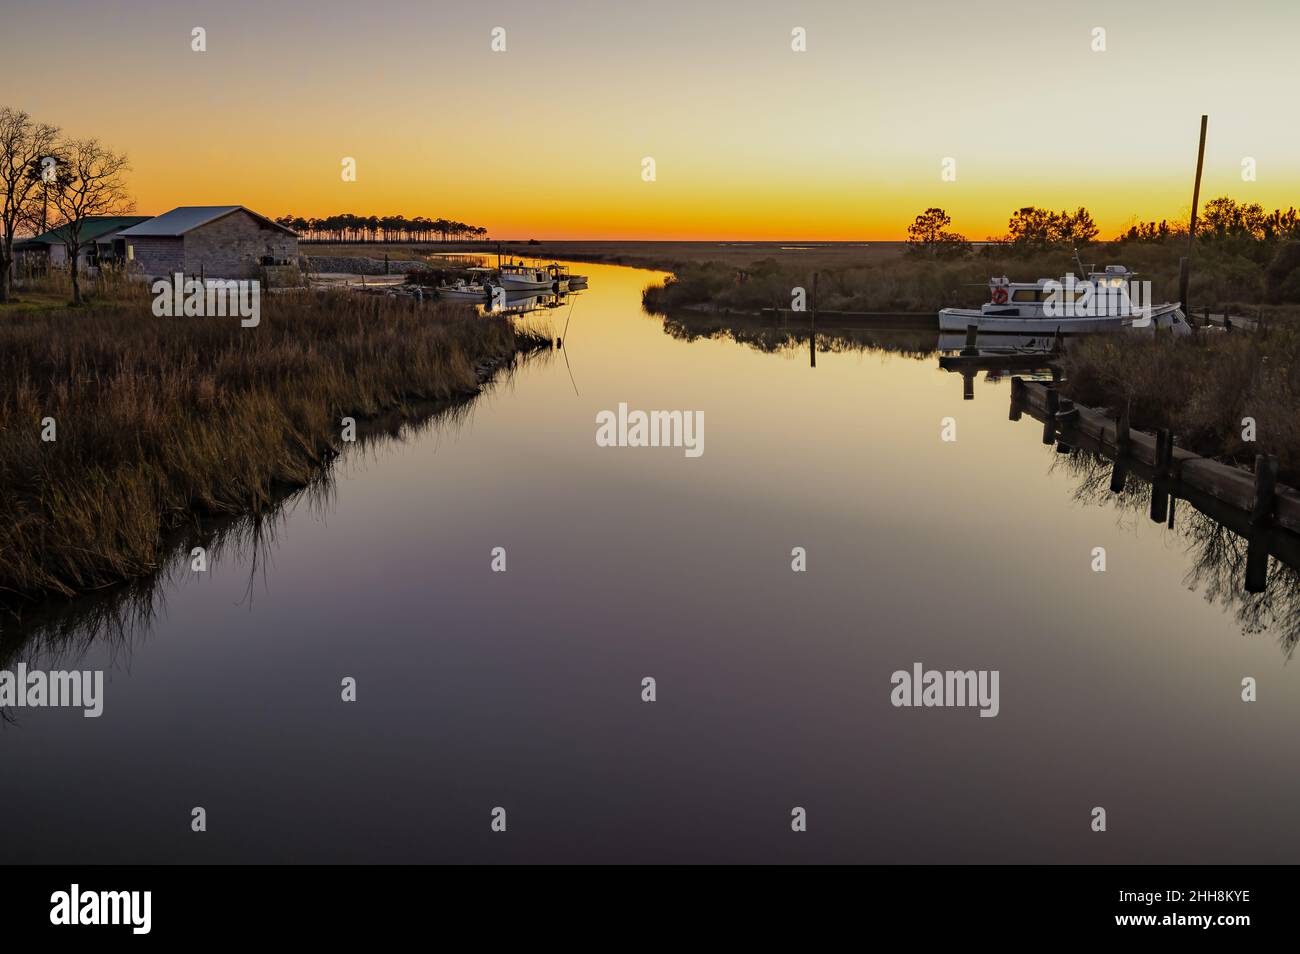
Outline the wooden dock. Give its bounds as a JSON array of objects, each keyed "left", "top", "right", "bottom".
[{"left": 1013, "top": 379, "right": 1299, "bottom": 589}]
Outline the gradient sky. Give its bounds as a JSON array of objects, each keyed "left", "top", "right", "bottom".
[{"left": 3, "top": 0, "right": 1299, "bottom": 239}]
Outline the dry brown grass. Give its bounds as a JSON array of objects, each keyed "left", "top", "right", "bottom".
[
  {"left": 1060, "top": 317, "right": 1300, "bottom": 483},
  {"left": 0, "top": 288, "right": 540, "bottom": 604},
  {"left": 641, "top": 240, "right": 1284, "bottom": 315}
]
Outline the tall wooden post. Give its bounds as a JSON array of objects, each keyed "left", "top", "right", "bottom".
[
  {"left": 1009, "top": 376, "right": 1024, "bottom": 421},
  {"left": 1042, "top": 385, "right": 1058, "bottom": 445},
  {"left": 1245, "top": 456, "right": 1275, "bottom": 593},
  {"left": 1178, "top": 115, "right": 1208, "bottom": 310}
]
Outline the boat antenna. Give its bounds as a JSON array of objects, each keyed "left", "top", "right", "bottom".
[{"left": 1072, "top": 247, "right": 1087, "bottom": 278}]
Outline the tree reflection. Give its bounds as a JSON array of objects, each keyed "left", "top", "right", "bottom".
[{"left": 1050, "top": 448, "right": 1300, "bottom": 658}]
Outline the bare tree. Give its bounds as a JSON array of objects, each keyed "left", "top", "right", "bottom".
[
  {"left": 0, "top": 107, "right": 60, "bottom": 303},
  {"left": 47, "top": 138, "right": 132, "bottom": 305}
]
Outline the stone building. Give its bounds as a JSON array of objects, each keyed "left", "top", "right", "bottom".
[{"left": 119, "top": 206, "right": 298, "bottom": 280}]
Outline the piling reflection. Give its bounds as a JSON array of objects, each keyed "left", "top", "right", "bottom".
[
  {"left": 658, "top": 309, "right": 937, "bottom": 360},
  {"left": 1051, "top": 448, "right": 1300, "bottom": 657}
]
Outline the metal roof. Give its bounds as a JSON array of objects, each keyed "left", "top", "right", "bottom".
[
  {"left": 118, "top": 206, "right": 297, "bottom": 237},
  {"left": 19, "top": 216, "right": 151, "bottom": 247}
]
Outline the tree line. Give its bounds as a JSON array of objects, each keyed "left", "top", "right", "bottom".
[
  {"left": 908, "top": 199, "right": 1300, "bottom": 256},
  {"left": 0, "top": 105, "right": 133, "bottom": 304},
  {"left": 276, "top": 213, "right": 488, "bottom": 244}
]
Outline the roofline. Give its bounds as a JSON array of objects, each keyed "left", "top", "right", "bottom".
[{"left": 122, "top": 206, "right": 299, "bottom": 237}]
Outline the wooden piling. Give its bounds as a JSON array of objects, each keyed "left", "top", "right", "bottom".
[
  {"left": 961, "top": 324, "right": 978, "bottom": 356},
  {"left": 1245, "top": 533, "right": 1269, "bottom": 593},
  {"left": 1109, "top": 457, "right": 1128, "bottom": 494},
  {"left": 1009, "top": 376, "right": 1025, "bottom": 421},
  {"left": 1252, "top": 454, "right": 1279, "bottom": 526},
  {"left": 1115, "top": 400, "right": 1131, "bottom": 457},
  {"left": 1149, "top": 429, "right": 1172, "bottom": 524},
  {"left": 1156, "top": 429, "right": 1174, "bottom": 478},
  {"left": 1042, "top": 385, "right": 1058, "bottom": 445}
]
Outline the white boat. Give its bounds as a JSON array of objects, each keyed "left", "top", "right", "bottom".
[
  {"left": 498, "top": 261, "right": 553, "bottom": 291},
  {"left": 435, "top": 267, "right": 496, "bottom": 301},
  {"left": 938, "top": 265, "right": 1191, "bottom": 336},
  {"left": 567, "top": 273, "right": 589, "bottom": 288}
]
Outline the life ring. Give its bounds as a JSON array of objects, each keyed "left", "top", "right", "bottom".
[{"left": 991, "top": 287, "right": 1009, "bottom": 305}]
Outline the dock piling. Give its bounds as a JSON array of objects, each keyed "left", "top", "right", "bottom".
[
  {"left": 1149, "top": 429, "right": 1173, "bottom": 523},
  {"left": 1115, "top": 400, "right": 1131, "bottom": 457},
  {"left": 1009, "top": 376, "right": 1024, "bottom": 421},
  {"left": 1042, "top": 385, "right": 1058, "bottom": 445},
  {"left": 1251, "top": 454, "right": 1279, "bottom": 526},
  {"left": 1245, "top": 451, "right": 1278, "bottom": 593}
]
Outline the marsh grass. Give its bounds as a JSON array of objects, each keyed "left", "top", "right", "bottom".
[
  {"left": 641, "top": 241, "right": 1286, "bottom": 315},
  {"left": 1060, "top": 317, "right": 1300, "bottom": 484},
  {"left": 0, "top": 290, "right": 544, "bottom": 605},
  {"left": 0, "top": 378, "right": 515, "bottom": 665}
]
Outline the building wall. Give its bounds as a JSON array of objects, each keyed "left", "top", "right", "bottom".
[
  {"left": 182, "top": 211, "right": 298, "bottom": 279},
  {"left": 129, "top": 237, "right": 185, "bottom": 277}
]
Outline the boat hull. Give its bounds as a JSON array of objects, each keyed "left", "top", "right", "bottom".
[
  {"left": 939, "top": 304, "right": 1187, "bottom": 335},
  {"left": 499, "top": 276, "right": 552, "bottom": 291},
  {"left": 436, "top": 286, "right": 491, "bottom": 301}
]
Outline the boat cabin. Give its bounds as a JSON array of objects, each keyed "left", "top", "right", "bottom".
[{"left": 983, "top": 265, "right": 1143, "bottom": 318}]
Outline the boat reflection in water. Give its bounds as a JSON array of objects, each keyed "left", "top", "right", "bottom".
[{"left": 484, "top": 288, "right": 578, "bottom": 317}]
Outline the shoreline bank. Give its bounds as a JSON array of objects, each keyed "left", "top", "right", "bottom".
[{"left": 0, "top": 289, "right": 550, "bottom": 611}]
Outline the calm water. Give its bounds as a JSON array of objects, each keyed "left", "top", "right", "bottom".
[{"left": 3, "top": 260, "right": 1298, "bottom": 864}]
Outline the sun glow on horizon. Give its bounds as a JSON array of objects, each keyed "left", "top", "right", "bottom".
[{"left": 4, "top": 0, "right": 1299, "bottom": 241}]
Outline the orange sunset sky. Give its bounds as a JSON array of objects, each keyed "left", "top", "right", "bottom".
[{"left": 4, "top": 0, "right": 1299, "bottom": 240}]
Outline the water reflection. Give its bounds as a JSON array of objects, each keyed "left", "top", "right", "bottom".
[
  {"left": 658, "top": 308, "right": 936, "bottom": 360},
  {"left": 1051, "top": 449, "right": 1300, "bottom": 658},
  {"left": 0, "top": 357, "right": 546, "bottom": 674},
  {"left": 654, "top": 305, "right": 1299, "bottom": 657},
  {"left": 486, "top": 289, "right": 578, "bottom": 317}
]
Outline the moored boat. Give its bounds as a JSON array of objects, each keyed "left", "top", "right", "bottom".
[
  {"left": 435, "top": 267, "right": 500, "bottom": 301},
  {"left": 938, "top": 265, "right": 1191, "bottom": 336},
  {"left": 498, "top": 261, "right": 553, "bottom": 291}
]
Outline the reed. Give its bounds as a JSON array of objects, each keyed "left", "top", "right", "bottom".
[
  {"left": 0, "top": 290, "right": 543, "bottom": 605},
  {"left": 641, "top": 240, "right": 1289, "bottom": 315},
  {"left": 1060, "top": 316, "right": 1300, "bottom": 484}
]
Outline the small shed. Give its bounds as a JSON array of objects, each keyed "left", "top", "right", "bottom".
[{"left": 119, "top": 206, "right": 299, "bottom": 280}]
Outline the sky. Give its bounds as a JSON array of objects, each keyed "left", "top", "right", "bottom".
[{"left": 3, "top": 0, "right": 1299, "bottom": 240}]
